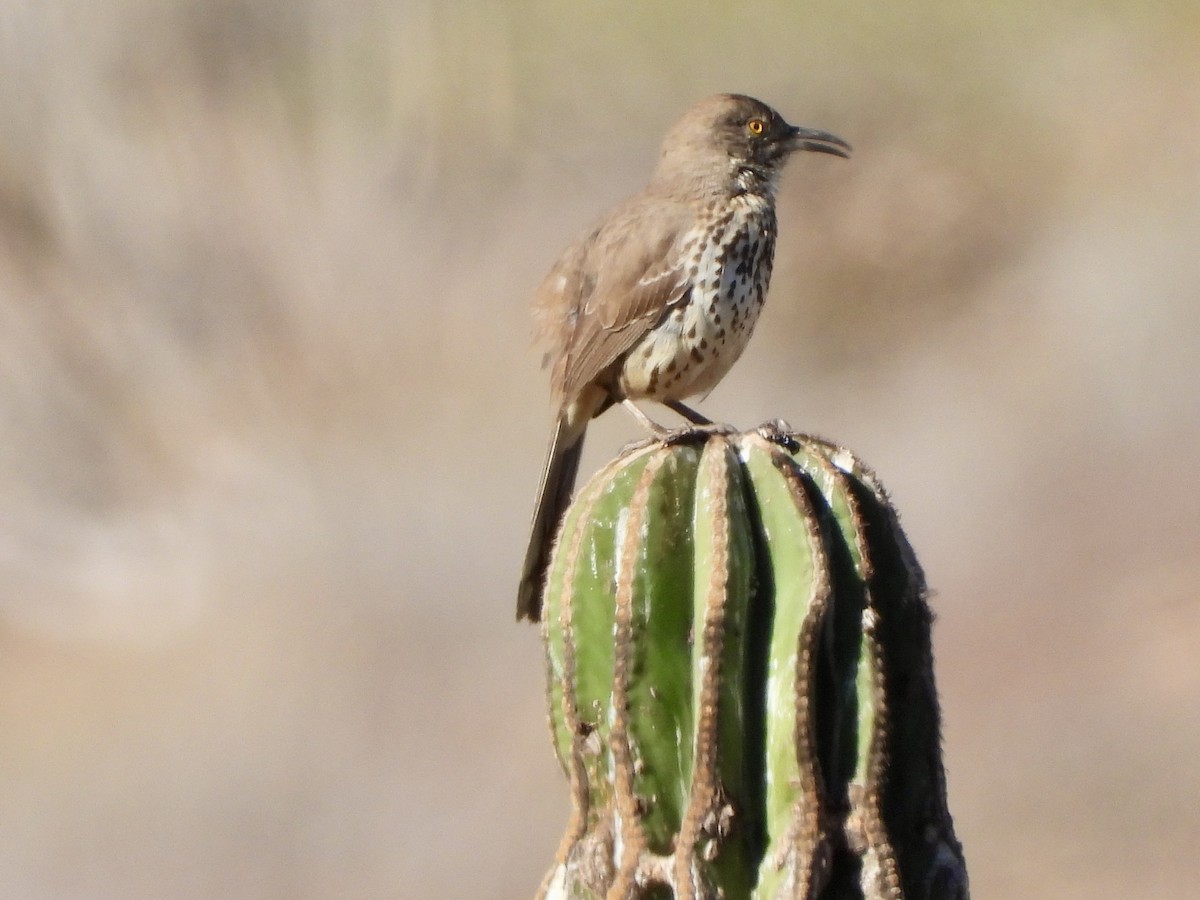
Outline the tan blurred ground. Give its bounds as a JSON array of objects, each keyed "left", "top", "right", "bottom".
[{"left": 1, "top": 2, "right": 1198, "bottom": 897}]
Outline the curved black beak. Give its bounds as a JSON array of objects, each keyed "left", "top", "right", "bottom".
[{"left": 787, "top": 124, "right": 852, "bottom": 159}]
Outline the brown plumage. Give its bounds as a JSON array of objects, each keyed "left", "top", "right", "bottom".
[{"left": 517, "top": 94, "right": 849, "bottom": 621}]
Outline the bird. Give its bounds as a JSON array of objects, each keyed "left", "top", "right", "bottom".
[{"left": 517, "top": 93, "right": 849, "bottom": 622}]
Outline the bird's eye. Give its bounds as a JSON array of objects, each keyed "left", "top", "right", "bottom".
[{"left": 747, "top": 118, "right": 765, "bottom": 136}]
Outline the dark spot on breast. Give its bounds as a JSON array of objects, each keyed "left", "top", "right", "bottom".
[{"left": 690, "top": 347, "right": 704, "bottom": 363}]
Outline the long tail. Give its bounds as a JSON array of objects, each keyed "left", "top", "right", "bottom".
[{"left": 516, "top": 415, "right": 587, "bottom": 622}]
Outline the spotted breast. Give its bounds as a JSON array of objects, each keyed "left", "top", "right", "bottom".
[{"left": 617, "top": 195, "right": 777, "bottom": 403}]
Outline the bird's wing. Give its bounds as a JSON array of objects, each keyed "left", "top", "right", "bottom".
[{"left": 533, "top": 195, "right": 691, "bottom": 411}]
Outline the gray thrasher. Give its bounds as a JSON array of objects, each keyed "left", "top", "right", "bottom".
[{"left": 517, "top": 93, "right": 849, "bottom": 621}]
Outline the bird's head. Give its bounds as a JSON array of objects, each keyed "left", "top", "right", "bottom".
[{"left": 655, "top": 93, "right": 850, "bottom": 197}]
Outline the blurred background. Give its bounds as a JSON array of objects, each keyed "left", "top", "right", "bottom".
[{"left": 1, "top": 1, "right": 1198, "bottom": 897}]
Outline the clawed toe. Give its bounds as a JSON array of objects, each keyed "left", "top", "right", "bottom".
[
  {"left": 661, "top": 421, "right": 738, "bottom": 446},
  {"left": 619, "top": 434, "right": 662, "bottom": 454}
]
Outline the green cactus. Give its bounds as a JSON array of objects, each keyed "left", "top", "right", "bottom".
[{"left": 536, "top": 424, "right": 968, "bottom": 900}]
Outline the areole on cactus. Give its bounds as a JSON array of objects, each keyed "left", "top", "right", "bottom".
[{"left": 536, "top": 423, "right": 967, "bottom": 900}]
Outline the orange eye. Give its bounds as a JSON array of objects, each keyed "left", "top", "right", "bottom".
[{"left": 747, "top": 118, "right": 765, "bottom": 135}]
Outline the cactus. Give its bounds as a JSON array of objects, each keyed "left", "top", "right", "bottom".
[{"left": 536, "top": 423, "right": 968, "bottom": 900}]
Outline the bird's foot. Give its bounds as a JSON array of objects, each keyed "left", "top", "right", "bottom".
[
  {"left": 619, "top": 420, "right": 738, "bottom": 454},
  {"left": 660, "top": 420, "right": 738, "bottom": 446}
]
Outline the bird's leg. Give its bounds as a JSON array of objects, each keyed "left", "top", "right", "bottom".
[
  {"left": 616, "top": 400, "right": 674, "bottom": 453},
  {"left": 619, "top": 399, "right": 737, "bottom": 450},
  {"left": 663, "top": 400, "right": 737, "bottom": 441},
  {"left": 663, "top": 399, "right": 714, "bottom": 426},
  {"left": 618, "top": 400, "right": 710, "bottom": 450},
  {"left": 620, "top": 399, "right": 673, "bottom": 437}
]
